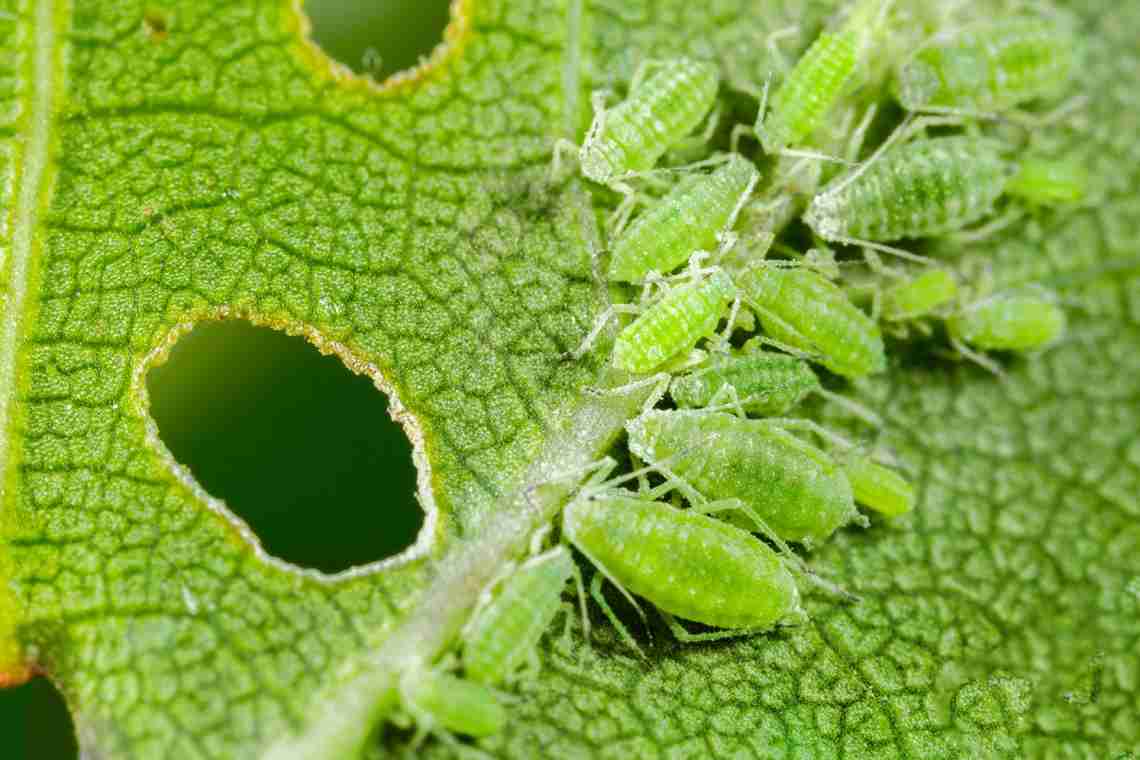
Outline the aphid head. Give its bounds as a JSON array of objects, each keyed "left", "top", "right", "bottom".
[
  {"left": 894, "top": 59, "right": 940, "bottom": 110},
  {"left": 802, "top": 192, "right": 843, "bottom": 240},
  {"left": 578, "top": 139, "right": 622, "bottom": 185},
  {"left": 707, "top": 269, "right": 737, "bottom": 302}
]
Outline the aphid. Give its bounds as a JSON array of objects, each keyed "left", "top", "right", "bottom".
[
  {"left": 626, "top": 409, "right": 859, "bottom": 546},
  {"left": 842, "top": 454, "right": 914, "bottom": 517},
  {"left": 756, "top": 0, "right": 891, "bottom": 155},
  {"left": 611, "top": 267, "right": 737, "bottom": 373},
  {"left": 579, "top": 58, "right": 719, "bottom": 186},
  {"left": 947, "top": 289, "right": 1065, "bottom": 353},
  {"left": 398, "top": 668, "right": 506, "bottom": 741},
  {"left": 881, "top": 268, "right": 959, "bottom": 323},
  {"left": 1005, "top": 156, "right": 1088, "bottom": 206},
  {"left": 804, "top": 135, "right": 1014, "bottom": 246},
  {"left": 608, "top": 155, "right": 759, "bottom": 283},
  {"left": 670, "top": 347, "right": 822, "bottom": 416},
  {"left": 563, "top": 490, "right": 802, "bottom": 643},
  {"left": 894, "top": 17, "right": 1075, "bottom": 115},
  {"left": 735, "top": 263, "right": 887, "bottom": 378},
  {"left": 463, "top": 547, "right": 576, "bottom": 686}
]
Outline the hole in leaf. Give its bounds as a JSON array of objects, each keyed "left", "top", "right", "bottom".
[
  {"left": 146, "top": 321, "right": 423, "bottom": 574},
  {"left": 303, "top": 0, "right": 452, "bottom": 81},
  {"left": 0, "top": 678, "right": 78, "bottom": 759}
]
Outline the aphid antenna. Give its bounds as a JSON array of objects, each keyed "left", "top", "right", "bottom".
[
  {"left": 949, "top": 337, "right": 1007, "bottom": 379},
  {"left": 586, "top": 443, "right": 704, "bottom": 500},
  {"left": 764, "top": 416, "right": 857, "bottom": 451},
  {"left": 563, "top": 302, "right": 642, "bottom": 361},
  {"left": 948, "top": 207, "right": 1024, "bottom": 244},
  {"left": 824, "top": 234, "right": 935, "bottom": 265},
  {"left": 813, "top": 388, "right": 883, "bottom": 428}
]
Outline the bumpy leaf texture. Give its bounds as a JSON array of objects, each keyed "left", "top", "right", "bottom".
[{"left": 0, "top": 0, "right": 1136, "bottom": 758}]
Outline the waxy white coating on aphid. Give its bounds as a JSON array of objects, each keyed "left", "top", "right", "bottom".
[
  {"left": 895, "top": 17, "right": 1075, "bottom": 113},
  {"left": 401, "top": 669, "right": 506, "bottom": 738},
  {"left": 736, "top": 264, "right": 886, "bottom": 378},
  {"left": 463, "top": 547, "right": 574, "bottom": 685},
  {"left": 805, "top": 136, "right": 1013, "bottom": 242},
  {"left": 613, "top": 269, "right": 736, "bottom": 373},
  {"left": 626, "top": 410, "right": 858, "bottom": 545},
  {"left": 669, "top": 347, "right": 821, "bottom": 416},
  {"left": 580, "top": 58, "right": 719, "bottom": 184},
  {"left": 562, "top": 494, "right": 801, "bottom": 629},
  {"left": 947, "top": 290, "right": 1066, "bottom": 352},
  {"left": 608, "top": 155, "right": 759, "bottom": 283}
]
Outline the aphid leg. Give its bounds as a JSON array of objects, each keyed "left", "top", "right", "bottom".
[
  {"left": 605, "top": 178, "right": 641, "bottom": 234},
  {"left": 730, "top": 75, "right": 771, "bottom": 154},
  {"left": 949, "top": 337, "right": 1007, "bottom": 379},
  {"left": 813, "top": 388, "right": 883, "bottom": 428},
  {"left": 765, "top": 25, "right": 800, "bottom": 73},
  {"left": 949, "top": 207, "right": 1023, "bottom": 243},
  {"left": 528, "top": 524, "right": 553, "bottom": 555},
  {"left": 706, "top": 384, "right": 750, "bottom": 419},
  {"left": 589, "top": 574, "right": 645, "bottom": 656},
  {"left": 822, "top": 233, "right": 934, "bottom": 265},
  {"left": 589, "top": 372, "right": 671, "bottom": 416},
  {"left": 564, "top": 303, "right": 641, "bottom": 361},
  {"left": 554, "top": 600, "right": 580, "bottom": 650},
  {"left": 765, "top": 417, "right": 856, "bottom": 450},
  {"left": 565, "top": 557, "right": 591, "bottom": 647},
  {"left": 1006, "top": 94, "right": 1090, "bottom": 129},
  {"left": 845, "top": 104, "right": 878, "bottom": 163},
  {"left": 549, "top": 138, "right": 580, "bottom": 180},
  {"left": 662, "top": 613, "right": 766, "bottom": 643}
]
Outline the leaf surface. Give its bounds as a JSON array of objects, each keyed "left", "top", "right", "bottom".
[{"left": 0, "top": 0, "right": 1137, "bottom": 758}]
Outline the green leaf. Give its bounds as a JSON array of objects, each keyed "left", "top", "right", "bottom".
[{"left": 1, "top": 1, "right": 1138, "bottom": 759}]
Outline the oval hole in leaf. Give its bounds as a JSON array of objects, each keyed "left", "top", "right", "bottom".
[
  {"left": 146, "top": 320, "right": 422, "bottom": 574},
  {"left": 303, "top": 0, "right": 452, "bottom": 81},
  {"left": 0, "top": 677, "right": 77, "bottom": 759}
]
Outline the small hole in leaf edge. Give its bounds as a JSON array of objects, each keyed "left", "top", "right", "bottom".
[
  {"left": 141, "top": 319, "right": 433, "bottom": 577},
  {"left": 294, "top": 0, "right": 464, "bottom": 90}
]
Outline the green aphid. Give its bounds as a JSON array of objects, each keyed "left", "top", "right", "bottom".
[
  {"left": 626, "top": 409, "right": 859, "bottom": 546},
  {"left": 613, "top": 268, "right": 736, "bottom": 373},
  {"left": 758, "top": 0, "right": 891, "bottom": 155},
  {"left": 463, "top": 547, "right": 575, "bottom": 686},
  {"left": 882, "top": 268, "right": 959, "bottom": 322},
  {"left": 669, "top": 348, "right": 821, "bottom": 416},
  {"left": 399, "top": 669, "right": 506, "bottom": 740},
  {"left": 1005, "top": 156, "right": 1088, "bottom": 206},
  {"left": 608, "top": 155, "right": 759, "bottom": 283},
  {"left": 947, "top": 289, "right": 1066, "bottom": 352},
  {"left": 805, "top": 135, "right": 1014, "bottom": 244},
  {"left": 563, "top": 491, "right": 802, "bottom": 642},
  {"left": 842, "top": 454, "right": 914, "bottom": 517},
  {"left": 894, "top": 17, "right": 1075, "bottom": 114},
  {"left": 735, "top": 264, "right": 886, "bottom": 378},
  {"left": 580, "top": 58, "right": 719, "bottom": 185}
]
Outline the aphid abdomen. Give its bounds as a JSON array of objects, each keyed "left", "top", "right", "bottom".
[
  {"left": 404, "top": 670, "right": 506, "bottom": 738},
  {"left": 580, "top": 59, "right": 719, "bottom": 184},
  {"left": 626, "top": 410, "right": 858, "bottom": 544},
  {"left": 947, "top": 291, "right": 1065, "bottom": 351},
  {"left": 564, "top": 495, "right": 799, "bottom": 628},
  {"left": 613, "top": 270, "right": 735, "bottom": 373},
  {"left": 762, "top": 31, "right": 858, "bottom": 154},
  {"left": 882, "top": 268, "right": 958, "bottom": 321},
  {"left": 670, "top": 351, "right": 820, "bottom": 415},
  {"left": 844, "top": 455, "right": 914, "bottom": 516},
  {"left": 805, "top": 136, "right": 1012, "bottom": 241},
  {"left": 896, "top": 19, "right": 1073, "bottom": 112},
  {"left": 1006, "top": 157, "right": 1088, "bottom": 206},
  {"left": 464, "top": 548, "right": 574, "bottom": 685},
  {"left": 609, "top": 156, "right": 759, "bottom": 282},
  {"left": 737, "top": 265, "right": 885, "bottom": 378}
]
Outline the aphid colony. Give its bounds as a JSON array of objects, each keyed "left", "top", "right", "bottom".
[{"left": 394, "top": 1, "right": 1084, "bottom": 743}]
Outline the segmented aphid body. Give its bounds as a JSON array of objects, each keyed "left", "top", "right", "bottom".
[
  {"left": 843, "top": 454, "right": 914, "bottom": 516},
  {"left": 613, "top": 269, "right": 736, "bottom": 373},
  {"left": 882, "top": 268, "right": 958, "bottom": 322},
  {"left": 400, "top": 669, "right": 506, "bottom": 739},
  {"left": 580, "top": 58, "right": 719, "bottom": 185},
  {"left": 562, "top": 493, "right": 801, "bottom": 629},
  {"left": 759, "top": 0, "right": 886, "bottom": 154},
  {"left": 463, "top": 547, "right": 574, "bottom": 686},
  {"left": 626, "top": 410, "right": 858, "bottom": 545},
  {"left": 804, "top": 136, "right": 1014, "bottom": 242},
  {"left": 669, "top": 347, "right": 821, "bottom": 416},
  {"left": 608, "top": 155, "right": 759, "bottom": 283},
  {"left": 736, "top": 264, "right": 886, "bottom": 378},
  {"left": 1005, "top": 156, "right": 1088, "bottom": 206},
  {"left": 895, "top": 18, "right": 1074, "bottom": 113},
  {"left": 947, "top": 290, "right": 1065, "bottom": 351}
]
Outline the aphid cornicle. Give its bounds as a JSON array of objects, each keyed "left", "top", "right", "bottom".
[
  {"left": 613, "top": 268, "right": 736, "bottom": 373},
  {"left": 463, "top": 547, "right": 574, "bottom": 686},
  {"left": 608, "top": 155, "right": 759, "bottom": 283},
  {"left": 882, "top": 268, "right": 958, "bottom": 322},
  {"left": 842, "top": 454, "right": 914, "bottom": 517},
  {"left": 947, "top": 290, "right": 1066, "bottom": 352},
  {"left": 669, "top": 345, "right": 823, "bottom": 416},
  {"left": 580, "top": 58, "right": 719, "bottom": 186},
  {"left": 804, "top": 135, "right": 1014, "bottom": 244},
  {"left": 735, "top": 264, "right": 886, "bottom": 378},
  {"left": 894, "top": 17, "right": 1075, "bottom": 114},
  {"left": 562, "top": 492, "right": 802, "bottom": 635},
  {"left": 399, "top": 669, "right": 506, "bottom": 739},
  {"left": 626, "top": 410, "right": 858, "bottom": 545},
  {"left": 757, "top": 0, "right": 890, "bottom": 155}
]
